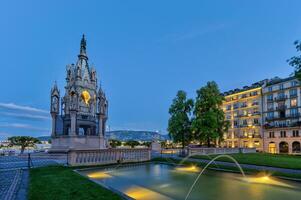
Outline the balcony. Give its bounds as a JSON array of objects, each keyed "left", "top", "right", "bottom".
[
  {"left": 286, "top": 113, "right": 300, "bottom": 118},
  {"left": 240, "top": 104, "right": 248, "bottom": 108},
  {"left": 265, "top": 115, "right": 286, "bottom": 121},
  {"left": 290, "top": 93, "right": 298, "bottom": 98},
  {"left": 264, "top": 121, "right": 301, "bottom": 129},
  {"left": 252, "top": 102, "right": 259, "bottom": 106},
  {"left": 252, "top": 112, "right": 260, "bottom": 116},
  {"left": 275, "top": 105, "right": 287, "bottom": 110},
  {"left": 267, "top": 98, "right": 274, "bottom": 102},
  {"left": 274, "top": 95, "right": 287, "bottom": 101}
]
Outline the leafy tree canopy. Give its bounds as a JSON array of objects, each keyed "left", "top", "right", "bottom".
[
  {"left": 192, "top": 81, "right": 229, "bottom": 147},
  {"left": 109, "top": 139, "right": 121, "bottom": 148},
  {"left": 125, "top": 140, "right": 140, "bottom": 148},
  {"left": 288, "top": 40, "right": 301, "bottom": 81},
  {"left": 8, "top": 136, "right": 40, "bottom": 153},
  {"left": 168, "top": 90, "right": 194, "bottom": 148}
]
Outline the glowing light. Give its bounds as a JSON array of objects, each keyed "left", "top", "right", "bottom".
[
  {"left": 87, "top": 172, "right": 112, "bottom": 179},
  {"left": 125, "top": 186, "right": 171, "bottom": 200},
  {"left": 242, "top": 175, "right": 294, "bottom": 188},
  {"left": 175, "top": 165, "right": 200, "bottom": 173},
  {"left": 81, "top": 90, "right": 91, "bottom": 104}
]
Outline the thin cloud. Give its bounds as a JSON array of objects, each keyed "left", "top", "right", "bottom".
[
  {"left": 0, "top": 112, "right": 51, "bottom": 121},
  {"left": 0, "top": 122, "right": 50, "bottom": 132},
  {"left": 0, "top": 102, "right": 48, "bottom": 114}
]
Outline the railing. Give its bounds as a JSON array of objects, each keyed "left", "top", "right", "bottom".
[
  {"left": 67, "top": 148, "right": 151, "bottom": 166},
  {"left": 187, "top": 147, "right": 256, "bottom": 156}
]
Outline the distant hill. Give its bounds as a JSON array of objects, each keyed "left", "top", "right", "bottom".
[
  {"left": 38, "top": 131, "right": 170, "bottom": 142},
  {"left": 37, "top": 136, "right": 51, "bottom": 142},
  {"left": 105, "top": 130, "right": 170, "bottom": 141}
]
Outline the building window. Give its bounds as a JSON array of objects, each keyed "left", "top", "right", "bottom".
[
  {"left": 291, "top": 98, "right": 298, "bottom": 107},
  {"left": 254, "top": 118, "right": 259, "bottom": 125},
  {"left": 233, "top": 103, "right": 239, "bottom": 109},
  {"left": 291, "top": 81, "right": 297, "bottom": 87},
  {"left": 241, "top": 102, "right": 247, "bottom": 108},
  {"left": 241, "top": 94, "right": 247, "bottom": 98},
  {"left": 290, "top": 108, "right": 298, "bottom": 117},
  {"left": 280, "top": 131, "right": 286, "bottom": 138},
  {"left": 267, "top": 94, "right": 273, "bottom": 101},
  {"left": 293, "top": 130, "right": 299, "bottom": 137},
  {"left": 243, "top": 119, "right": 248, "bottom": 125},
  {"left": 267, "top": 103, "right": 273, "bottom": 111},
  {"left": 252, "top": 100, "right": 259, "bottom": 106},
  {"left": 267, "top": 112, "right": 274, "bottom": 119},
  {"left": 234, "top": 120, "right": 238, "bottom": 127},
  {"left": 279, "top": 84, "right": 284, "bottom": 90},
  {"left": 278, "top": 92, "right": 285, "bottom": 99},
  {"left": 226, "top": 105, "right": 231, "bottom": 110},
  {"left": 289, "top": 89, "right": 297, "bottom": 97},
  {"left": 269, "top": 132, "right": 275, "bottom": 138},
  {"left": 251, "top": 91, "right": 258, "bottom": 96},
  {"left": 268, "top": 87, "right": 273, "bottom": 92}
]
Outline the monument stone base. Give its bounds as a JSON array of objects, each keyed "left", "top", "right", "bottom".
[{"left": 49, "top": 135, "right": 106, "bottom": 153}]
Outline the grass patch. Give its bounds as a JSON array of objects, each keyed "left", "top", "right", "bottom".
[
  {"left": 28, "top": 165, "right": 123, "bottom": 200},
  {"left": 190, "top": 153, "right": 301, "bottom": 170},
  {"left": 152, "top": 157, "right": 301, "bottom": 180}
]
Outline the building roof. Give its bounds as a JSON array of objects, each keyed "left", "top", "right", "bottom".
[
  {"left": 265, "top": 76, "right": 297, "bottom": 86},
  {"left": 222, "top": 80, "right": 266, "bottom": 96}
]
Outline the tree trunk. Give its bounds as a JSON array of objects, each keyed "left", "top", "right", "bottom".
[
  {"left": 207, "top": 138, "right": 210, "bottom": 147},
  {"left": 21, "top": 146, "right": 25, "bottom": 154}
]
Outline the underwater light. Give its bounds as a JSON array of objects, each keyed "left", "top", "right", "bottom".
[
  {"left": 175, "top": 165, "right": 200, "bottom": 173},
  {"left": 87, "top": 172, "right": 112, "bottom": 179}
]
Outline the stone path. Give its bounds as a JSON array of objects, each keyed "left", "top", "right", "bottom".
[
  {"left": 0, "top": 170, "right": 23, "bottom": 200},
  {"left": 0, "top": 154, "right": 66, "bottom": 200}
]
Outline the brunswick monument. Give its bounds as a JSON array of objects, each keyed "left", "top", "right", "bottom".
[{"left": 50, "top": 35, "right": 108, "bottom": 152}]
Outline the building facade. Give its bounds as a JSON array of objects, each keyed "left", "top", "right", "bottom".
[
  {"left": 222, "top": 76, "right": 301, "bottom": 154},
  {"left": 50, "top": 35, "right": 108, "bottom": 152},
  {"left": 222, "top": 82, "right": 264, "bottom": 151},
  {"left": 262, "top": 77, "right": 301, "bottom": 154}
]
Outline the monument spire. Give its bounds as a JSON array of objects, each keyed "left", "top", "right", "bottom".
[{"left": 78, "top": 34, "right": 88, "bottom": 60}]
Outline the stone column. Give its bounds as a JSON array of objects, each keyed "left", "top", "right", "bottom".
[
  {"left": 51, "top": 113, "right": 56, "bottom": 137},
  {"left": 70, "top": 111, "right": 77, "bottom": 136}
]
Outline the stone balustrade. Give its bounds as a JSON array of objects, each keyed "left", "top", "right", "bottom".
[
  {"left": 67, "top": 148, "right": 151, "bottom": 166},
  {"left": 187, "top": 147, "right": 256, "bottom": 156}
]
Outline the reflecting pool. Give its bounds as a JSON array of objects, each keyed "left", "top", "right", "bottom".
[{"left": 79, "top": 163, "right": 301, "bottom": 200}]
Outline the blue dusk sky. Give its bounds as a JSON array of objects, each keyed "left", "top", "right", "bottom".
[{"left": 1, "top": 0, "right": 301, "bottom": 139}]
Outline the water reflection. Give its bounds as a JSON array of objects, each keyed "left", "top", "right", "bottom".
[{"left": 79, "top": 163, "right": 301, "bottom": 200}]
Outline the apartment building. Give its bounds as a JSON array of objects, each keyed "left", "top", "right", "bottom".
[
  {"left": 222, "top": 81, "right": 265, "bottom": 151},
  {"left": 262, "top": 77, "right": 301, "bottom": 154}
]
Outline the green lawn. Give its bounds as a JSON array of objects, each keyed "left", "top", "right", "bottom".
[
  {"left": 190, "top": 153, "right": 301, "bottom": 170},
  {"left": 28, "top": 166, "right": 123, "bottom": 200}
]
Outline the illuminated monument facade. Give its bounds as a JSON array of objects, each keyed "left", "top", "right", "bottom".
[{"left": 50, "top": 35, "right": 108, "bottom": 152}]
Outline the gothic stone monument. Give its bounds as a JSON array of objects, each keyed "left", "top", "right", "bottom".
[{"left": 50, "top": 35, "right": 108, "bottom": 152}]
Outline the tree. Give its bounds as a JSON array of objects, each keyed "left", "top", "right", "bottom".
[
  {"left": 125, "top": 140, "right": 140, "bottom": 148},
  {"left": 192, "top": 81, "right": 229, "bottom": 147},
  {"left": 142, "top": 141, "right": 151, "bottom": 147},
  {"left": 288, "top": 40, "right": 301, "bottom": 81},
  {"left": 8, "top": 136, "right": 40, "bottom": 153},
  {"left": 109, "top": 139, "right": 121, "bottom": 148},
  {"left": 168, "top": 90, "right": 194, "bottom": 149}
]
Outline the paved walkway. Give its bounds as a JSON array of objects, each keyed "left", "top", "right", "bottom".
[
  {"left": 169, "top": 156, "right": 301, "bottom": 175},
  {"left": 0, "top": 169, "right": 23, "bottom": 200},
  {"left": 0, "top": 154, "right": 66, "bottom": 200}
]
